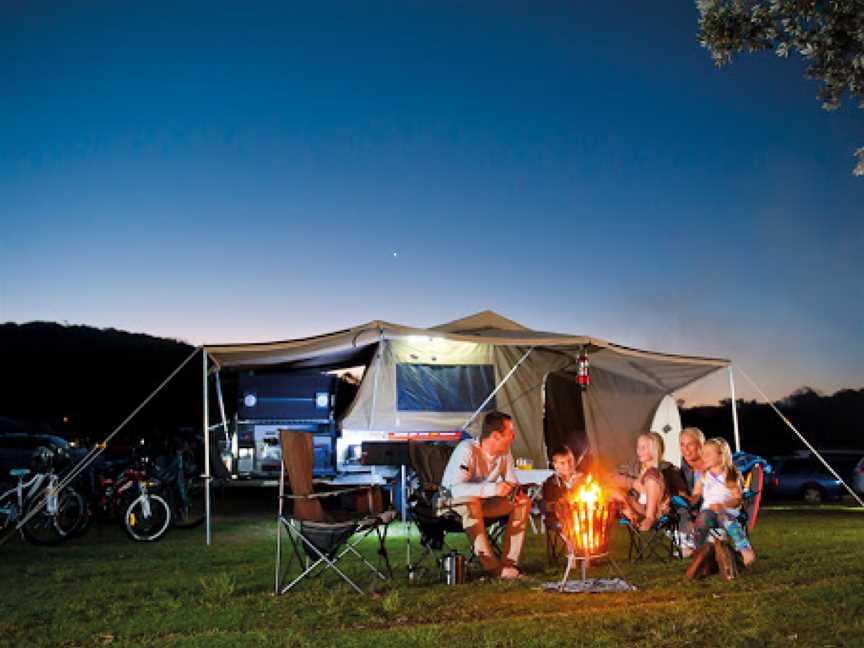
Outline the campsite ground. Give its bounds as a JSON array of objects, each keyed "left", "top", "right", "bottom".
[{"left": 1, "top": 501, "right": 862, "bottom": 648}]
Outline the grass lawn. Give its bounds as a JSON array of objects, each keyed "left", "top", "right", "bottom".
[{"left": 1, "top": 504, "right": 862, "bottom": 648}]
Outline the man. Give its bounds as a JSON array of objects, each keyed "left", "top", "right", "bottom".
[
  {"left": 679, "top": 427, "right": 706, "bottom": 494},
  {"left": 676, "top": 426, "right": 706, "bottom": 557},
  {"left": 440, "top": 411, "right": 530, "bottom": 579}
]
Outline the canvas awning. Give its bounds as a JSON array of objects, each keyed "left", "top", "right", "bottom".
[{"left": 203, "top": 311, "right": 728, "bottom": 469}]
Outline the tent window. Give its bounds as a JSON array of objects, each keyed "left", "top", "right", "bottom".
[{"left": 396, "top": 364, "right": 497, "bottom": 413}]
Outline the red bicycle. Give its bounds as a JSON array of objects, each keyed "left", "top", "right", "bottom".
[{"left": 85, "top": 459, "right": 172, "bottom": 542}]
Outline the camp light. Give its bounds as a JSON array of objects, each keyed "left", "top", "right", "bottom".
[{"left": 576, "top": 352, "right": 590, "bottom": 389}]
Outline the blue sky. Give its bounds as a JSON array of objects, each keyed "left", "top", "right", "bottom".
[{"left": 1, "top": 1, "right": 862, "bottom": 404}]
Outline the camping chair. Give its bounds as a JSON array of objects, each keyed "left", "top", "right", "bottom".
[
  {"left": 538, "top": 486, "right": 570, "bottom": 565},
  {"left": 619, "top": 465, "right": 688, "bottom": 562},
  {"left": 406, "top": 443, "right": 506, "bottom": 579},
  {"left": 275, "top": 431, "right": 396, "bottom": 595},
  {"left": 619, "top": 503, "right": 684, "bottom": 561}
]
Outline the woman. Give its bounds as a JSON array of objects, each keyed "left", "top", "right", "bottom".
[{"left": 613, "top": 432, "right": 670, "bottom": 531}]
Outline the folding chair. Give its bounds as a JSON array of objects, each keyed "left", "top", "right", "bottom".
[
  {"left": 539, "top": 498, "right": 567, "bottom": 565},
  {"left": 619, "top": 504, "right": 684, "bottom": 562},
  {"left": 406, "top": 443, "right": 505, "bottom": 579},
  {"left": 275, "top": 431, "right": 396, "bottom": 595}
]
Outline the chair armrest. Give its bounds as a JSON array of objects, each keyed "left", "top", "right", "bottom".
[{"left": 671, "top": 495, "right": 690, "bottom": 509}]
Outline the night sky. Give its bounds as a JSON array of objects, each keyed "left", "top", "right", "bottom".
[{"left": 2, "top": 1, "right": 862, "bottom": 404}]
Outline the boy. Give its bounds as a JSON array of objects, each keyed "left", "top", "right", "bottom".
[{"left": 541, "top": 445, "right": 585, "bottom": 531}]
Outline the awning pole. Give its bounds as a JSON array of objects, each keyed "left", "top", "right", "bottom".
[
  {"left": 215, "top": 369, "right": 229, "bottom": 438},
  {"left": 203, "top": 349, "right": 212, "bottom": 545},
  {"left": 728, "top": 366, "right": 741, "bottom": 453},
  {"left": 736, "top": 366, "right": 864, "bottom": 508},
  {"left": 461, "top": 346, "right": 534, "bottom": 431}
]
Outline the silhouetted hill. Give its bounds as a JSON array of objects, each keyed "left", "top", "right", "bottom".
[
  {"left": 682, "top": 387, "right": 864, "bottom": 458},
  {"left": 0, "top": 322, "right": 198, "bottom": 445}
]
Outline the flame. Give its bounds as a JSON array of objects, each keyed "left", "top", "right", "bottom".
[
  {"left": 558, "top": 474, "right": 611, "bottom": 556},
  {"left": 567, "top": 473, "right": 606, "bottom": 507}
]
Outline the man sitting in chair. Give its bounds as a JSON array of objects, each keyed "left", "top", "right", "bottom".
[{"left": 440, "top": 411, "right": 531, "bottom": 580}]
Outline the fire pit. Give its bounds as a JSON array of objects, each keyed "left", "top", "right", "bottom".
[{"left": 543, "top": 475, "right": 634, "bottom": 593}]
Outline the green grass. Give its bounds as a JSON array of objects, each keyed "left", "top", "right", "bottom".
[{"left": 1, "top": 506, "right": 863, "bottom": 648}]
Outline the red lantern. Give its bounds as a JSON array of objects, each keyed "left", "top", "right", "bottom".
[{"left": 576, "top": 352, "right": 590, "bottom": 390}]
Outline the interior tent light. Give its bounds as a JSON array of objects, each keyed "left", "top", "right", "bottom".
[
  {"left": 315, "top": 392, "right": 329, "bottom": 409},
  {"left": 407, "top": 335, "right": 441, "bottom": 344},
  {"left": 244, "top": 393, "right": 257, "bottom": 408}
]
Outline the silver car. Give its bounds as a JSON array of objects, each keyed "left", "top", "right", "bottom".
[{"left": 854, "top": 456, "right": 864, "bottom": 496}]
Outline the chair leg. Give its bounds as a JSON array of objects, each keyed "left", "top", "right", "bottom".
[
  {"left": 376, "top": 525, "right": 394, "bottom": 578},
  {"left": 275, "top": 515, "right": 282, "bottom": 595},
  {"left": 275, "top": 516, "right": 303, "bottom": 594},
  {"left": 281, "top": 525, "right": 365, "bottom": 595},
  {"left": 338, "top": 529, "right": 389, "bottom": 582}
]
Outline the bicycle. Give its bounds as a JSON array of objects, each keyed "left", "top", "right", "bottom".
[
  {"left": 84, "top": 456, "right": 172, "bottom": 542},
  {"left": 0, "top": 451, "right": 86, "bottom": 546},
  {"left": 154, "top": 453, "right": 214, "bottom": 530}
]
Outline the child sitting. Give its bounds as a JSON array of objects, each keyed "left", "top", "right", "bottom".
[
  {"left": 541, "top": 445, "right": 586, "bottom": 531},
  {"left": 689, "top": 437, "right": 756, "bottom": 567}
]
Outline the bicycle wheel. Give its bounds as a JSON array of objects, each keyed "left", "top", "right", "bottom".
[
  {"left": 55, "top": 488, "right": 87, "bottom": 538},
  {"left": 0, "top": 494, "right": 19, "bottom": 545},
  {"left": 21, "top": 496, "right": 65, "bottom": 546},
  {"left": 169, "top": 478, "right": 212, "bottom": 529},
  {"left": 124, "top": 494, "right": 171, "bottom": 542}
]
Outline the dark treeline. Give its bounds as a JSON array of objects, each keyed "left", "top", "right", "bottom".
[
  {"left": 1, "top": 322, "right": 862, "bottom": 459},
  {"left": 0, "top": 322, "right": 199, "bottom": 448},
  {"left": 682, "top": 387, "right": 864, "bottom": 459}
]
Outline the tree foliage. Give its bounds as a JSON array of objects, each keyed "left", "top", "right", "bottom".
[{"left": 697, "top": 0, "right": 864, "bottom": 175}]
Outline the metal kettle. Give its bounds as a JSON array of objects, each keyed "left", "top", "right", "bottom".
[{"left": 439, "top": 550, "right": 467, "bottom": 585}]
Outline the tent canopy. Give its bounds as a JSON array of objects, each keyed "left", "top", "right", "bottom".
[{"left": 204, "top": 311, "right": 728, "bottom": 469}]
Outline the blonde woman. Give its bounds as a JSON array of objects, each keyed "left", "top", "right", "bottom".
[
  {"left": 614, "top": 432, "right": 670, "bottom": 531},
  {"left": 690, "top": 437, "right": 756, "bottom": 567}
]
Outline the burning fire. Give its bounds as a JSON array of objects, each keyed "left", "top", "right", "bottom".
[{"left": 557, "top": 474, "right": 612, "bottom": 556}]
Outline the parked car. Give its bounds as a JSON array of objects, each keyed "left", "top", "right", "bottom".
[
  {"left": 854, "top": 456, "right": 864, "bottom": 496},
  {"left": 767, "top": 452, "right": 863, "bottom": 503},
  {"left": 0, "top": 433, "right": 88, "bottom": 481}
]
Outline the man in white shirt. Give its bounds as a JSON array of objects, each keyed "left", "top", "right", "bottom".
[{"left": 439, "top": 411, "right": 530, "bottom": 579}]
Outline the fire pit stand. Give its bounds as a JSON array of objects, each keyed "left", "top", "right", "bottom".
[
  {"left": 542, "top": 477, "right": 635, "bottom": 594},
  {"left": 544, "top": 546, "right": 635, "bottom": 594}
]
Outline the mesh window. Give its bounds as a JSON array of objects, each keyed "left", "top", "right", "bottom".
[{"left": 396, "top": 364, "right": 497, "bottom": 412}]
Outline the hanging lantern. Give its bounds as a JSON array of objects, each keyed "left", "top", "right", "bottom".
[{"left": 576, "top": 351, "right": 590, "bottom": 390}]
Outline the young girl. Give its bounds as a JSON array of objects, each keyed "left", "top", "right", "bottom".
[
  {"left": 613, "top": 432, "right": 669, "bottom": 532},
  {"left": 690, "top": 437, "right": 756, "bottom": 566}
]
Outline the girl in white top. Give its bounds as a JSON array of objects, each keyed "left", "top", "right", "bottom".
[{"left": 690, "top": 438, "right": 756, "bottom": 566}]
